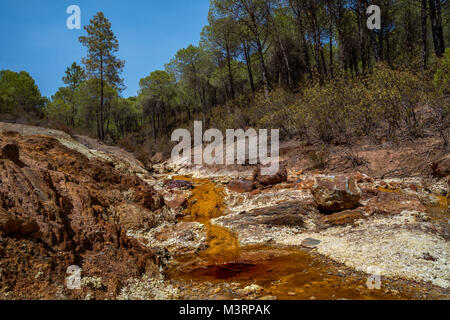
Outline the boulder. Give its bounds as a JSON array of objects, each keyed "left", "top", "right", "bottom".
[
  {"left": 311, "top": 175, "right": 362, "bottom": 212},
  {"left": 431, "top": 154, "right": 450, "bottom": 177},
  {"left": 165, "top": 195, "right": 188, "bottom": 210},
  {"left": 218, "top": 202, "right": 313, "bottom": 229},
  {"left": 227, "top": 179, "right": 254, "bottom": 193},
  {"left": 253, "top": 166, "right": 288, "bottom": 186},
  {"left": 150, "top": 222, "right": 206, "bottom": 256},
  {"left": 165, "top": 179, "right": 193, "bottom": 190},
  {"left": 243, "top": 284, "right": 263, "bottom": 296},
  {"left": 301, "top": 238, "right": 321, "bottom": 249},
  {"left": 364, "top": 191, "right": 426, "bottom": 215}
]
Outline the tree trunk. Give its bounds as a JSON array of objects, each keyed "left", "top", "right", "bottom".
[
  {"left": 386, "top": 31, "right": 391, "bottom": 67},
  {"left": 100, "top": 54, "right": 105, "bottom": 141},
  {"left": 96, "top": 111, "right": 101, "bottom": 139},
  {"left": 243, "top": 42, "right": 256, "bottom": 94},
  {"left": 277, "top": 34, "right": 292, "bottom": 88},
  {"left": 296, "top": 14, "right": 312, "bottom": 80},
  {"left": 328, "top": 0, "right": 334, "bottom": 78},
  {"left": 370, "top": 31, "right": 381, "bottom": 62},
  {"left": 329, "top": 24, "right": 334, "bottom": 78},
  {"left": 378, "top": 32, "right": 384, "bottom": 61},
  {"left": 357, "top": 1, "right": 367, "bottom": 74},
  {"left": 421, "top": 0, "right": 428, "bottom": 69},
  {"left": 320, "top": 46, "right": 328, "bottom": 77},
  {"left": 152, "top": 105, "right": 156, "bottom": 143},
  {"left": 429, "top": 0, "right": 445, "bottom": 57},
  {"left": 225, "top": 42, "right": 235, "bottom": 100},
  {"left": 256, "top": 40, "right": 270, "bottom": 98},
  {"left": 270, "top": 12, "right": 292, "bottom": 88}
]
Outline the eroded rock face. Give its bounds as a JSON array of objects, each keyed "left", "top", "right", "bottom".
[
  {"left": 227, "top": 180, "right": 254, "bottom": 193},
  {"left": 311, "top": 176, "right": 362, "bottom": 212},
  {"left": 0, "top": 142, "right": 21, "bottom": 166},
  {"left": 0, "top": 132, "right": 166, "bottom": 299}
]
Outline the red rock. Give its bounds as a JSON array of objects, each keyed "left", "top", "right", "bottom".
[
  {"left": 364, "top": 191, "right": 426, "bottom": 215},
  {"left": 321, "top": 210, "right": 363, "bottom": 226},
  {"left": 348, "top": 172, "right": 363, "bottom": 182},
  {"left": 249, "top": 189, "right": 262, "bottom": 196},
  {"left": 311, "top": 175, "right": 362, "bottom": 212},
  {"left": 360, "top": 187, "right": 380, "bottom": 201},
  {"left": 0, "top": 131, "right": 163, "bottom": 299},
  {"left": 297, "top": 178, "right": 316, "bottom": 190},
  {"left": 165, "top": 195, "right": 188, "bottom": 209},
  {"left": 0, "top": 142, "right": 21, "bottom": 165},
  {"left": 133, "top": 185, "right": 164, "bottom": 211},
  {"left": 227, "top": 180, "right": 254, "bottom": 193},
  {"left": 0, "top": 209, "right": 40, "bottom": 237},
  {"left": 253, "top": 166, "right": 288, "bottom": 186},
  {"left": 431, "top": 154, "right": 450, "bottom": 177},
  {"left": 116, "top": 203, "right": 159, "bottom": 231}
]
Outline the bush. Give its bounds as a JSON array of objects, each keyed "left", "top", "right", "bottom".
[
  {"left": 194, "top": 63, "right": 441, "bottom": 147},
  {"left": 434, "top": 48, "right": 450, "bottom": 96}
]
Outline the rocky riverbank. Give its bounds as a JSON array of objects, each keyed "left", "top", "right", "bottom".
[{"left": 0, "top": 123, "right": 448, "bottom": 300}]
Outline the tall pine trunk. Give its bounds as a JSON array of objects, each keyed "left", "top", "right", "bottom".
[
  {"left": 421, "top": 0, "right": 428, "bottom": 69},
  {"left": 100, "top": 54, "right": 105, "bottom": 141},
  {"left": 226, "top": 43, "right": 235, "bottom": 100},
  {"left": 297, "top": 15, "right": 312, "bottom": 80},
  {"left": 256, "top": 40, "right": 270, "bottom": 98},
  {"left": 243, "top": 42, "right": 256, "bottom": 94},
  {"left": 429, "top": 0, "right": 445, "bottom": 57}
]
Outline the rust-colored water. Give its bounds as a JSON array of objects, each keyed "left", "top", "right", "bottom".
[
  {"left": 377, "top": 187, "right": 401, "bottom": 193},
  {"left": 169, "top": 177, "right": 437, "bottom": 300},
  {"left": 179, "top": 177, "right": 241, "bottom": 264},
  {"left": 171, "top": 245, "right": 424, "bottom": 300},
  {"left": 425, "top": 194, "right": 449, "bottom": 223}
]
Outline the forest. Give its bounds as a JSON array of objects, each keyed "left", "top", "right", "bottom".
[{"left": 0, "top": 0, "right": 449, "bottom": 166}]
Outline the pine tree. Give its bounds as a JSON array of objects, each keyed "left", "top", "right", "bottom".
[{"left": 79, "top": 12, "right": 125, "bottom": 140}]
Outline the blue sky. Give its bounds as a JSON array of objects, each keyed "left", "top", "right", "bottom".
[{"left": 0, "top": 0, "right": 210, "bottom": 98}]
